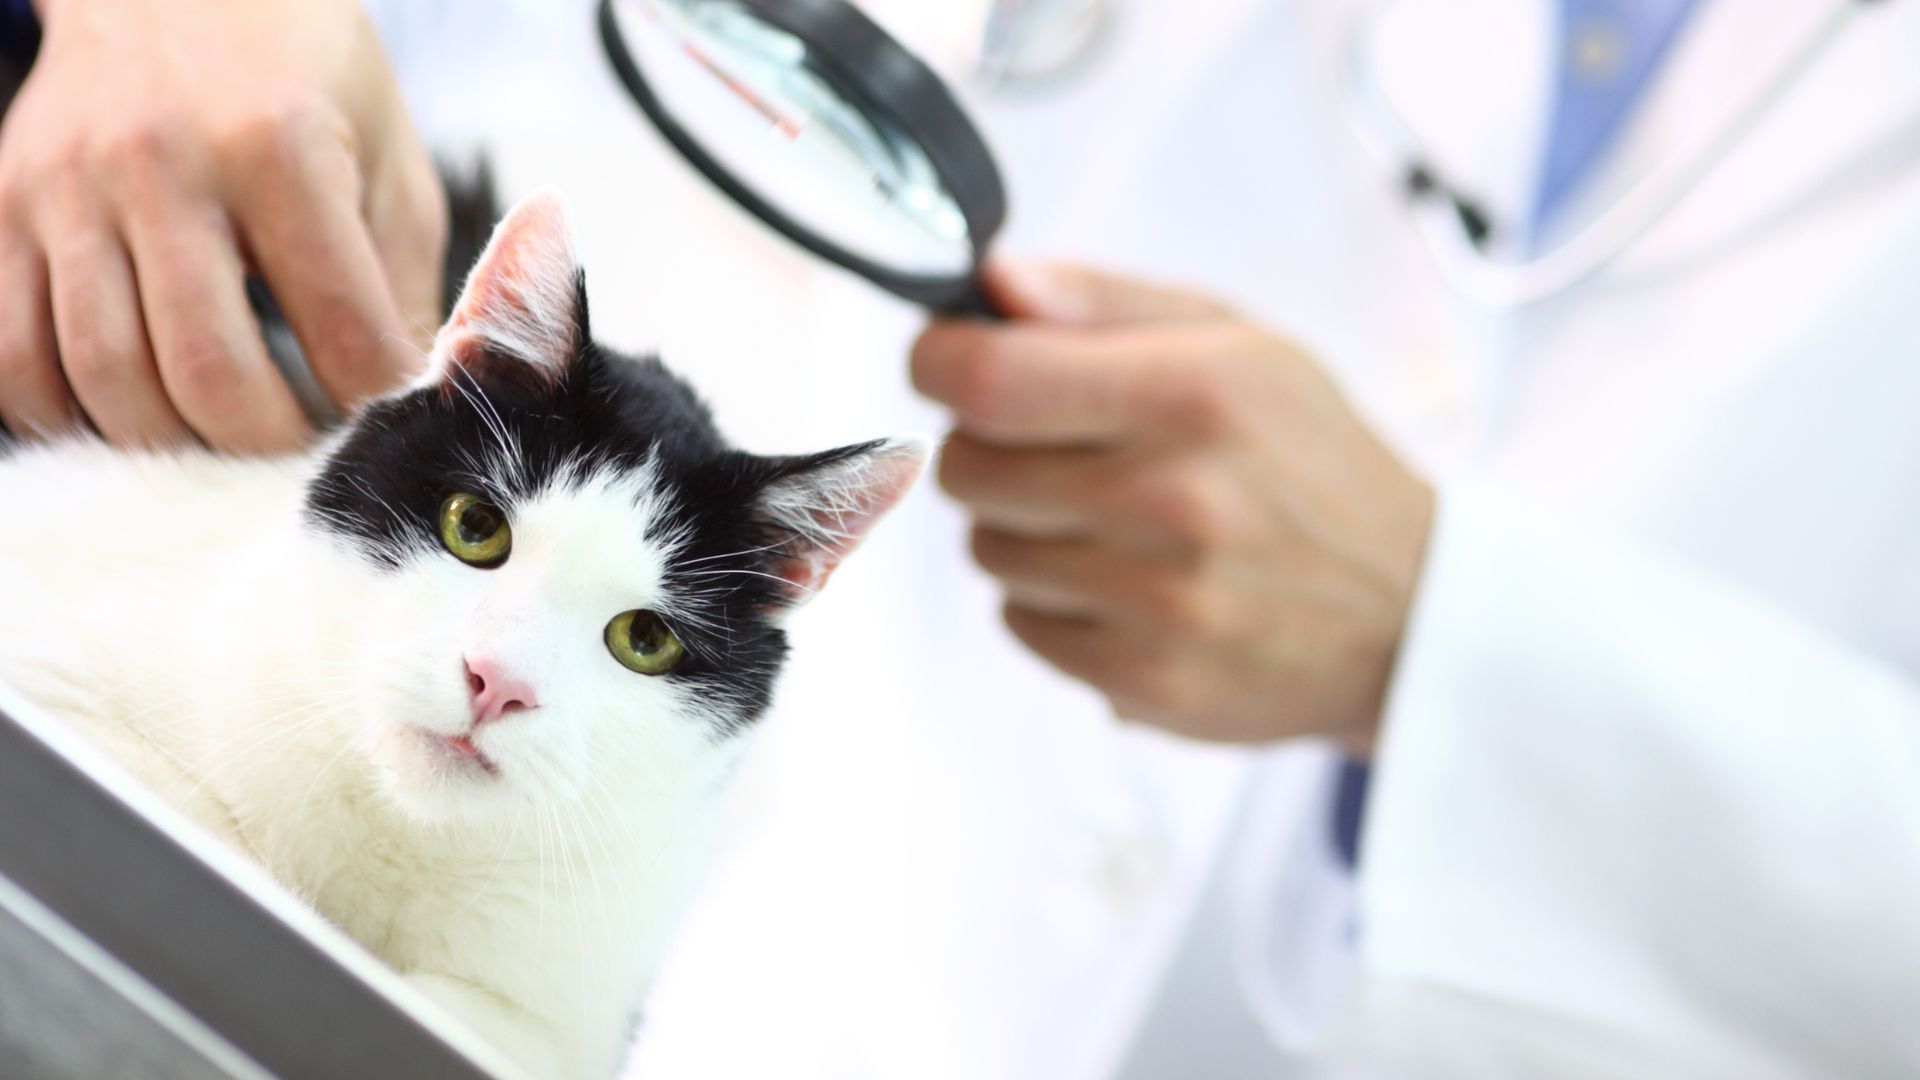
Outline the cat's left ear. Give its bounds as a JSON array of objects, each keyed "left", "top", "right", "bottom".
[
  {"left": 427, "top": 189, "right": 587, "bottom": 386},
  {"left": 755, "top": 438, "right": 930, "bottom": 605}
]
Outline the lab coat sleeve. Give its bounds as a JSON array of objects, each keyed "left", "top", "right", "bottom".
[{"left": 1343, "top": 481, "right": 1920, "bottom": 1077}]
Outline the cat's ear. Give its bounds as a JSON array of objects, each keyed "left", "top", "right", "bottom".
[
  {"left": 427, "top": 189, "right": 587, "bottom": 385},
  {"left": 755, "top": 438, "right": 929, "bottom": 605}
]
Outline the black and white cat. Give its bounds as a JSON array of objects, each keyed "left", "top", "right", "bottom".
[{"left": 0, "top": 191, "right": 925, "bottom": 1077}]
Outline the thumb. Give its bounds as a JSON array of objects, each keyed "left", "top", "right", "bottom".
[{"left": 983, "top": 259, "right": 1232, "bottom": 326}]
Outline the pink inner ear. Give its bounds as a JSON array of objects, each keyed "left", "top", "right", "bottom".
[
  {"left": 432, "top": 189, "right": 580, "bottom": 380},
  {"left": 767, "top": 443, "right": 927, "bottom": 601}
]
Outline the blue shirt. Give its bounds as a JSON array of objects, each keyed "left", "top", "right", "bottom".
[
  {"left": 1, "top": 0, "right": 39, "bottom": 66},
  {"left": 1533, "top": 0, "right": 1704, "bottom": 234}
]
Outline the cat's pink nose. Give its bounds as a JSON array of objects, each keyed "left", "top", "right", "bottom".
[{"left": 464, "top": 656, "right": 538, "bottom": 727}]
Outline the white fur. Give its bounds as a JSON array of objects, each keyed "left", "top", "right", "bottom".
[{"left": 0, "top": 437, "right": 749, "bottom": 1078}]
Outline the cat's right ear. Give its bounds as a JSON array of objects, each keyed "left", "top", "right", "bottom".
[{"left": 424, "top": 189, "right": 588, "bottom": 389}]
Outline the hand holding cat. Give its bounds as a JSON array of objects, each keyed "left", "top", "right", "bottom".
[
  {"left": 912, "top": 263, "right": 1435, "bottom": 751},
  {"left": 0, "top": 0, "right": 444, "bottom": 451}
]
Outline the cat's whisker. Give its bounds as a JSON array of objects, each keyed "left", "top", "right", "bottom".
[
  {"left": 531, "top": 801, "right": 553, "bottom": 962},
  {"left": 446, "top": 363, "right": 525, "bottom": 492},
  {"left": 89, "top": 662, "right": 363, "bottom": 703},
  {"left": 178, "top": 698, "right": 350, "bottom": 768},
  {"left": 572, "top": 791, "right": 628, "bottom": 944},
  {"left": 675, "top": 538, "right": 791, "bottom": 568},
  {"left": 379, "top": 330, "right": 433, "bottom": 364},
  {"left": 346, "top": 473, "right": 419, "bottom": 543},
  {"left": 174, "top": 702, "right": 354, "bottom": 809},
  {"left": 119, "top": 684, "right": 355, "bottom": 736},
  {"left": 291, "top": 728, "right": 368, "bottom": 823},
  {"left": 444, "top": 810, "right": 525, "bottom": 923},
  {"left": 554, "top": 800, "right": 591, "bottom": 965},
  {"left": 679, "top": 567, "right": 818, "bottom": 596}
]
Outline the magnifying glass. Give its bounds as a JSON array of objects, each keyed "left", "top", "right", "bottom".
[{"left": 598, "top": 0, "right": 1009, "bottom": 317}]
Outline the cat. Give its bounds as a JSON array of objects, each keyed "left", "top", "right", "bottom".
[{"left": 0, "top": 189, "right": 926, "bottom": 1078}]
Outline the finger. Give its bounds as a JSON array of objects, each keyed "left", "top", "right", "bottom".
[
  {"left": 0, "top": 236, "right": 79, "bottom": 438},
  {"left": 913, "top": 320, "right": 1223, "bottom": 447},
  {"left": 937, "top": 432, "right": 1117, "bottom": 536},
  {"left": 127, "top": 209, "right": 312, "bottom": 452},
  {"left": 974, "top": 527, "right": 1202, "bottom": 629},
  {"left": 1000, "top": 602, "right": 1173, "bottom": 719},
  {"left": 364, "top": 142, "right": 447, "bottom": 353},
  {"left": 942, "top": 433, "right": 1237, "bottom": 559},
  {"left": 234, "top": 135, "right": 421, "bottom": 411},
  {"left": 984, "top": 259, "right": 1232, "bottom": 326},
  {"left": 975, "top": 528, "right": 1107, "bottom": 617},
  {"left": 1002, "top": 602, "right": 1115, "bottom": 683},
  {"left": 45, "top": 228, "right": 194, "bottom": 447}
]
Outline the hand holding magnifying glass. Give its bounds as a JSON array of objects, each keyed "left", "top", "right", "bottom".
[{"left": 605, "top": 0, "right": 1435, "bottom": 770}]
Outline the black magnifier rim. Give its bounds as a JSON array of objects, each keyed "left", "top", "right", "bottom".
[{"left": 598, "top": 0, "right": 1005, "bottom": 313}]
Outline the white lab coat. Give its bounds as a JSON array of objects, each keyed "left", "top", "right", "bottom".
[
  {"left": 365, "top": 1, "right": 1920, "bottom": 1077},
  {"left": 1050, "top": 1, "right": 1920, "bottom": 1077}
]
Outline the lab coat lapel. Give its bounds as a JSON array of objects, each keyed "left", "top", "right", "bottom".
[{"left": 1357, "top": 0, "right": 1554, "bottom": 254}]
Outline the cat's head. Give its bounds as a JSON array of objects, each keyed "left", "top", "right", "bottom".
[{"left": 304, "top": 191, "right": 924, "bottom": 824}]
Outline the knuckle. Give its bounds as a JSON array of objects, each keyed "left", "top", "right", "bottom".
[
  {"left": 98, "top": 121, "right": 201, "bottom": 207},
  {"left": 3, "top": 140, "right": 84, "bottom": 212},
  {"left": 1145, "top": 473, "right": 1233, "bottom": 550},
  {"left": 1158, "top": 368, "right": 1236, "bottom": 434},
  {"left": 32, "top": 134, "right": 89, "bottom": 177},
  {"left": 160, "top": 337, "right": 240, "bottom": 408},
  {"left": 1135, "top": 573, "right": 1214, "bottom": 633},
  {"left": 103, "top": 119, "right": 181, "bottom": 176},
  {"left": 220, "top": 96, "right": 344, "bottom": 175},
  {"left": 59, "top": 335, "right": 123, "bottom": 392}
]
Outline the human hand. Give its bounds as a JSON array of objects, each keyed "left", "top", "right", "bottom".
[
  {"left": 0, "top": 0, "right": 445, "bottom": 451},
  {"left": 911, "top": 262, "right": 1434, "bottom": 751}
]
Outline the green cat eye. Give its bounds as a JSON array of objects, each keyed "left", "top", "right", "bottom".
[
  {"left": 605, "top": 609, "right": 685, "bottom": 676},
  {"left": 438, "top": 492, "right": 512, "bottom": 567}
]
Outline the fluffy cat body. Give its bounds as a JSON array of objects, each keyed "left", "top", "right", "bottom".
[
  {"left": 0, "top": 193, "right": 922, "bottom": 1078},
  {"left": 0, "top": 441, "right": 717, "bottom": 1075}
]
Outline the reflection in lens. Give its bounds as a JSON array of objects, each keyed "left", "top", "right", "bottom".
[{"left": 618, "top": 0, "right": 974, "bottom": 277}]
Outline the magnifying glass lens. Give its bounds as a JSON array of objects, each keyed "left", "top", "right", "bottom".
[{"left": 613, "top": 0, "right": 975, "bottom": 278}]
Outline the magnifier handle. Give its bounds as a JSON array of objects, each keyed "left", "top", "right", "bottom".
[{"left": 936, "top": 277, "right": 1009, "bottom": 321}]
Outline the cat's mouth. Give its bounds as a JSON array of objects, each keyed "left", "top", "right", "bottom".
[{"left": 424, "top": 728, "right": 501, "bottom": 777}]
